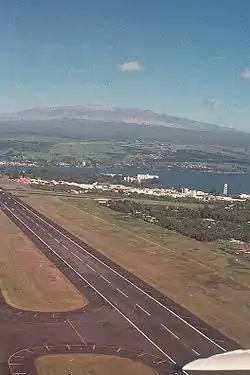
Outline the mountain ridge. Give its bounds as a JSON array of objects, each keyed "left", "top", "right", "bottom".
[{"left": 0, "top": 105, "right": 237, "bottom": 132}]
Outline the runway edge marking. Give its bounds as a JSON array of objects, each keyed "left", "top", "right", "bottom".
[
  {"left": 3, "top": 203, "right": 176, "bottom": 366},
  {"left": 12, "top": 195, "right": 227, "bottom": 353}
]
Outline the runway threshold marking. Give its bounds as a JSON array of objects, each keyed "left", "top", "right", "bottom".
[
  {"left": 136, "top": 304, "right": 151, "bottom": 316},
  {"left": 71, "top": 252, "right": 83, "bottom": 261},
  {"left": 116, "top": 288, "right": 128, "bottom": 298},
  {"left": 161, "top": 323, "right": 180, "bottom": 340},
  {"left": 67, "top": 319, "right": 86, "bottom": 345},
  {"left": 11, "top": 197, "right": 227, "bottom": 353},
  {"left": 100, "top": 275, "right": 111, "bottom": 284}
]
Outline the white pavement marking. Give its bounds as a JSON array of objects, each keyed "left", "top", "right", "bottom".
[
  {"left": 10, "top": 363, "right": 22, "bottom": 366},
  {"left": 66, "top": 344, "right": 71, "bottom": 351},
  {"left": 156, "top": 359, "right": 167, "bottom": 365},
  {"left": 86, "top": 263, "right": 96, "bottom": 272},
  {"left": 67, "top": 319, "right": 86, "bottom": 345},
  {"left": 24, "top": 349, "right": 34, "bottom": 354},
  {"left": 116, "top": 288, "right": 128, "bottom": 298},
  {"left": 3, "top": 203, "right": 175, "bottom": 365},
  {"left": 138, "top": 352, "right": 146, "bottom": 358},
  {"left": 100, "top": 275, "right": 111, "bottom": 284},
  {"left": 47, "top": 232, "right": 52, "bottom": 237},
  {"left": 136, "top": 304, "right": 151, "bottom": 316},
  {"left": 116, "top": 348, "right": 122, "bottom": 353},
  {"left": 63, "top": 244, "right": 68, "bottom": 250},
  {"left": 192, "top": 348, "right": 200, "bottom": 356},
  {"left": 93, "top": 345, "right": 96, "bottom": 351},
  {"left": 161, "top": 323, "right": 180, "bottom": 340},
  {"left": 71, "top": 252, "right": 83, "bottom": 262},
  {"left": 11, "top": 196, "right": 226, "bottom": 353},
  {"left": 55, "top": 238, "right": 60, "bottom": 243}
]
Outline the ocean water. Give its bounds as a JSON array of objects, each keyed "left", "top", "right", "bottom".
[{"left": 1, "top": 165, "right": 250, "bottom": 195}]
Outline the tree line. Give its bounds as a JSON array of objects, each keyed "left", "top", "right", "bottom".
[{"left": 107, "top": 199, "right": 250, "bottom": 242}]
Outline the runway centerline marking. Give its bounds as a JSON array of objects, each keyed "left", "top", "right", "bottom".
[
  {"left": 11, "top": 195, "right": 226, "bottom": 352},
  {"left": 116, "top": 288, "right": 128, "bottom": 298},
  {"left": 63, "top": 244, "right": 68, "bottom": 250},
  {"left": 86, "top": 263, "right": 96, "bottom": 272},
  {"left": 136, "top": 304, "right": 151, "bottom": 316},
  {"left": 55, "top": 238, "right": 60, "bottom": 243},
  {"left": 3, "top": 203, "right": 176, "bottom": 365},
  {"left": 67, "top": 319, "right": 86, "bottom": 345},
  {"left": 47, "top": 232, "right": 52, "bottom": 237},
  {"left": 161, "top": 323, "right": 180, "bottom": 340},
  {"left": 100, "top": 275, "right": 111, "bottom": 284},
  {"left": 192, "top": 348, "right": 200, "bottom": 356},
  {"left": 71, "top": 252, "right": 83, "bottom": 262}
]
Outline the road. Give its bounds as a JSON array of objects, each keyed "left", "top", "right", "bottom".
[{"left": 0, "top": 189, "right": 242, "bottom": 374}]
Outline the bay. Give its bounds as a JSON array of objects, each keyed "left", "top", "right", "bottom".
[{"left": 1, "top": 165, "right": 250, "bottom": 195}]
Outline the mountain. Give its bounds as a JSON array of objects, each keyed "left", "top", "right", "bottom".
[
  {"left": 0, "top": 104, "right": 234, "bottom": 132},
  {"left": 1, "top": 105, "right": 249, "bottom": 148}
]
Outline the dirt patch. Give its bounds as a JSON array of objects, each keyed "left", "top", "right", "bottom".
[
  {"left": 0, "top": 211, "right": 87, "bottom": 312},
  {"left": 36, "top": 354, "right": 158, "bottom": 375}
]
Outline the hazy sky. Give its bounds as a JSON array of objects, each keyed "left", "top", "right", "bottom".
[{"left": 1, "top": 0, "right": 250, "bottom": 130}]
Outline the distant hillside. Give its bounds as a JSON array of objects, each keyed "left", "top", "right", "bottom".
[
  {"left": 0, "top": 105, "right": 249, "bottom": 148},
  {"left": 0, "top": 104, "right": 234, "bottom": 132}
]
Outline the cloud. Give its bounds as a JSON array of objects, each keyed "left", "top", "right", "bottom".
[
  {"left": 203, "top": 97, "right": 216, "bottom": 107},
  {"left": 241, "top": 68, "right": 250, "bottom": 81},
  {"left": 119, "top": 61, "right": 142, "bottom": 72}
]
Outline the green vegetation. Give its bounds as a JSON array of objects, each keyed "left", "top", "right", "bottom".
[
  {"left": 107, "top": 199, "right": 250, "bottom": 242},
  {"left": 0, "top": 135, "right": 250, "bottom": 171},
  {"left": 36, "top": 355, "right": 158, "bottom": 375}
]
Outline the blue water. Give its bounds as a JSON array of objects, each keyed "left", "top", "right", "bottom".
[{"left": 1, "top": 165, "right": 250, "bottom": 195}]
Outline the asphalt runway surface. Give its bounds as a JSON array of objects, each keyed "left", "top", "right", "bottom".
[{"left": 0, "top": 188, "right": 246, "bottom": 375}]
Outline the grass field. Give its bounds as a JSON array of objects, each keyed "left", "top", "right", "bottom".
[
  {"left": 36, "top": 354, "right": 158, "bottom": 375},
  {"left": 21, "top": 194, "right": 250, "bottom": 347},
  {"left": 0, "top": 211, "right": 86, "bottom": 312}
]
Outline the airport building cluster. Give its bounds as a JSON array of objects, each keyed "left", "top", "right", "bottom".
[{"left": 15, "top": 176, "right": 250, "bottom": 202}]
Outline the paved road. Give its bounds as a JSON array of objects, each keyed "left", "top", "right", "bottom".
[{"left": 0, "top": 189, "right": 243, "bottom": 374}]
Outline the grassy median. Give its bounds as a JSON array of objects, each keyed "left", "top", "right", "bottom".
[
  {"left": 22, "top": 194, "right": 250, "bottom": 347},
  {"left": 36, "top": 354, "right": 158, "bottom": 375},
  {"left": 0, "top": 211, "right": 86, "bottom": 312}
]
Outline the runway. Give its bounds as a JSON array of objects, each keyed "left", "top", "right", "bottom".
[{"left": 0, "top": 189, "right": 244, "bottom": 374}]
